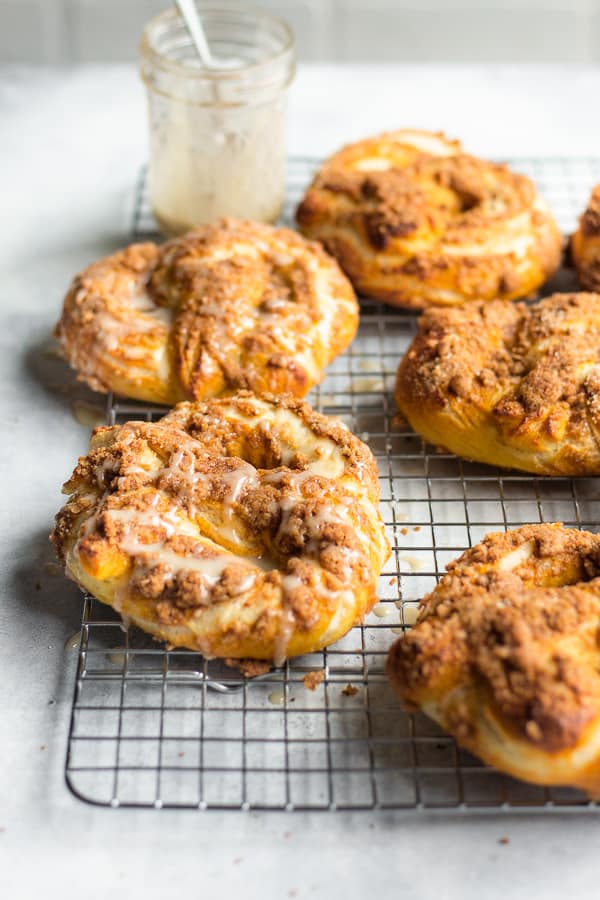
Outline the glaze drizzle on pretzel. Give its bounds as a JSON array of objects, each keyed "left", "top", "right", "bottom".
[
  {"left": 297, "top": 130, "right": 561, "bottom": 308},
  {"left": 55, "top": 219, "right": 358, "bottom": 404},
  {"left": 51, "top": 392, "right": 390, "bottom": 663}
]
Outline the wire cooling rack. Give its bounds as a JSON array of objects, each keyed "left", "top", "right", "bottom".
[{"left": 65, "top": 155, "right": 600, "bottom": 811}]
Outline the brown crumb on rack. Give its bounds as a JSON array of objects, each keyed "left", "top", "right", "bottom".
[
  {"left": 389, "top": 577, "right": 397, "bottom": 585},
  {"left": 225, "top": 658, "right": 272, "bottom": 678},
  {"left": 342, "top": 684, "right": 359, "bottom": 697},
  {"left": 498, "top": 837, "right": 510, "bottom": 845},
  {"left": 414, "top": 526, "right": 421, "bottom": 532},
  {"left": 40, "top": 745, "right": 47, "bottom": 751},
  {"left": 400, "top": 527, "right": 408, "bottom": 535},
  {"left": 303, "top": 669, "right": 325, "bottom": 691},
  {"left": 391, "top": 412, "right": 408, "bottom": 428}
]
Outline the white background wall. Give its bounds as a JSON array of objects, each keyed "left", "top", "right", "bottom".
[{"left": 0, "top": 0, "right": 598, "bottom": 64}]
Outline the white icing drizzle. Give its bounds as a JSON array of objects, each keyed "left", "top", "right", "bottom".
[
  {"left": 220, "top": 462, "right": 260, "bottom": 506},
  {"left": 107, "top": 502, "right": 259, "bottom": 603},
  {"left": 73, "top": 399, "right": 385, "bottom": 668},
  {"left": 159, "top": 447, "right": 259, "bottom": 516},
  {"left": 273, "top": 603, "right": 296, "bottom": 668}
]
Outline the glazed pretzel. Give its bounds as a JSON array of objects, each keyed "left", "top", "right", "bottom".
[
  {"left": 56, "top": 219, "right": 359, "bottom": 404},
  {"left": 387, "top": 524, "right": 600, "bottom": 797},
  {"left": 395, "top": 292, "right": 600, "bottom": 475},
  {"left": 51, "top": 392, "right": 390, "bottom": 663},
  {"left": 571, "top": 185, "right": 600, "bottom": 291},
  {"left": 297, "top": 130, "right": 561, "bottom": 308}
]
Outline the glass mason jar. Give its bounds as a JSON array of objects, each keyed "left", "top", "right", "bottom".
[{"left": 140, "top": 3, "right": 295, "bottom": 236}]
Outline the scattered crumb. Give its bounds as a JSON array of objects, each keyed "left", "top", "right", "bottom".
[
  {"left": 178, "top": 752, "right": 185, "bottom": 758},
  {"left": 342, "top": 684, "right": 359, "bottom": 697},
  {"left": 400, "top": 527, "right": 408, "bottom": 535},
  {"left": 413, "top": 526, "right": 421, "bottom": 532},
  {"left": 303, "top": 670, "right": 325, "bottom": 691},
  {"left": 224, "top": 658, "right": 271, "bottom": 678},
  {"left": 389, "top": 577, "right": 397, "bottom": 586},
  {"left": 498, "top": 837, "right": 510, "bottom": 845},
  {"left": 392, "top": 412, "right": 408, "bottom": 428},
  {"left": 40, "top": 745, "right": 47, "bottom": 751}
]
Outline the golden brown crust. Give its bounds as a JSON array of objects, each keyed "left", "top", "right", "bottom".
[
  {"left": 386, "top": 524, "right": 600, "bottom": 796},
  {"left": 296, "top": 130, "right": 562, "bottom": 309},
  {"left": 395, "top": 292, "right": 600, "bottom": 475},
  {"left": 572, "top": 186, "right": 600, "bottom": 291},
  {"left": 51, "top": 392, "right": 389, "bottom": 663},
  {"left": 55, "top": 219, "right": 359, "bottom": 404}
]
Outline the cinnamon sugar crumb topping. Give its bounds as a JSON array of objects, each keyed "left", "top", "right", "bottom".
[{"left": 389, "top": 523, "right": 600, "bottom": 753}]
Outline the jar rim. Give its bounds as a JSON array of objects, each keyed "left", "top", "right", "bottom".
[{"left": 140, "top": 3, "right": 295, "bottom": 82}]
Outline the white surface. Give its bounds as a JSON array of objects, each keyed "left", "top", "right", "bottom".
[{"left": 3, "top": 63, "right": 600, "bottom": 899}]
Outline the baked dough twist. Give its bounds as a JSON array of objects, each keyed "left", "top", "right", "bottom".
[
  {"left": 395, "top": 292, "right": 600, "bottom": 475},
  {"left": 571, "top": 185, "right": 600, "bottom": 291},
  {"left": 296, "top": 129, "right": 561, "bottom": 308},
  {"left": 55, "top": 219, "right": 358, "bottom": 405},
  {"left": 51, "top": 392, "right": 390, "bottom": 663},
  {"left": 387, "top": 524, "right": 600, "bottom": 797}
]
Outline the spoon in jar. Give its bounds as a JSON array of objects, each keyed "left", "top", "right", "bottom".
[
  {"left": 174, "top": 0, "right": 241, "bottom": 69},
  {"left": 174, "top": 0, "right": 214, "bottom": 67}
]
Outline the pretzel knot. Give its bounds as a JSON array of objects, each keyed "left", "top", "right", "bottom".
[
  {"left": 395, "top": 292, "right": 600, "bottom": 475},
  {"left": 387, "top": 524, "right": 600, "bottom": 797},
  {"left": 297, "top": 130, "right": 561, "bottom": 308},
  {"left": 51, "top": 392, "right": 390, "bottom": 664},
  {"left": 55, "top": 219, "right": 358, "bottom": 404},
  {"left": 572, "top": 185, "right": 600, "bottom": 291}
]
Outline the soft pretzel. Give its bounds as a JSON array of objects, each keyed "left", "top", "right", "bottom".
[
  {"left": 55, "top": 219, "right": 359, "bottom": 405},
  {"left": 395, "top": 292, "right": 600, "bottom": 475},
  {"left": 387, "top": 524, "right": 600, "bottom": 797},
  {"left": 51, "top": 392, "right": 390, "bottom": 663},
  {"left": 296, "top": 129, "right": 561, "bottom": 308},
  {"left": 571, "top": 185, "right": 600, "bottom": 291}
]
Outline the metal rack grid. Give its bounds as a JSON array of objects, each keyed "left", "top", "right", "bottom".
[{"left": 66, "top": 155, "right": 600, "bottom": 811}]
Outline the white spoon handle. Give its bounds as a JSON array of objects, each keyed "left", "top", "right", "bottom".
[{"left": 174, "top": 0, "right": 213, "bottom": 66}]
